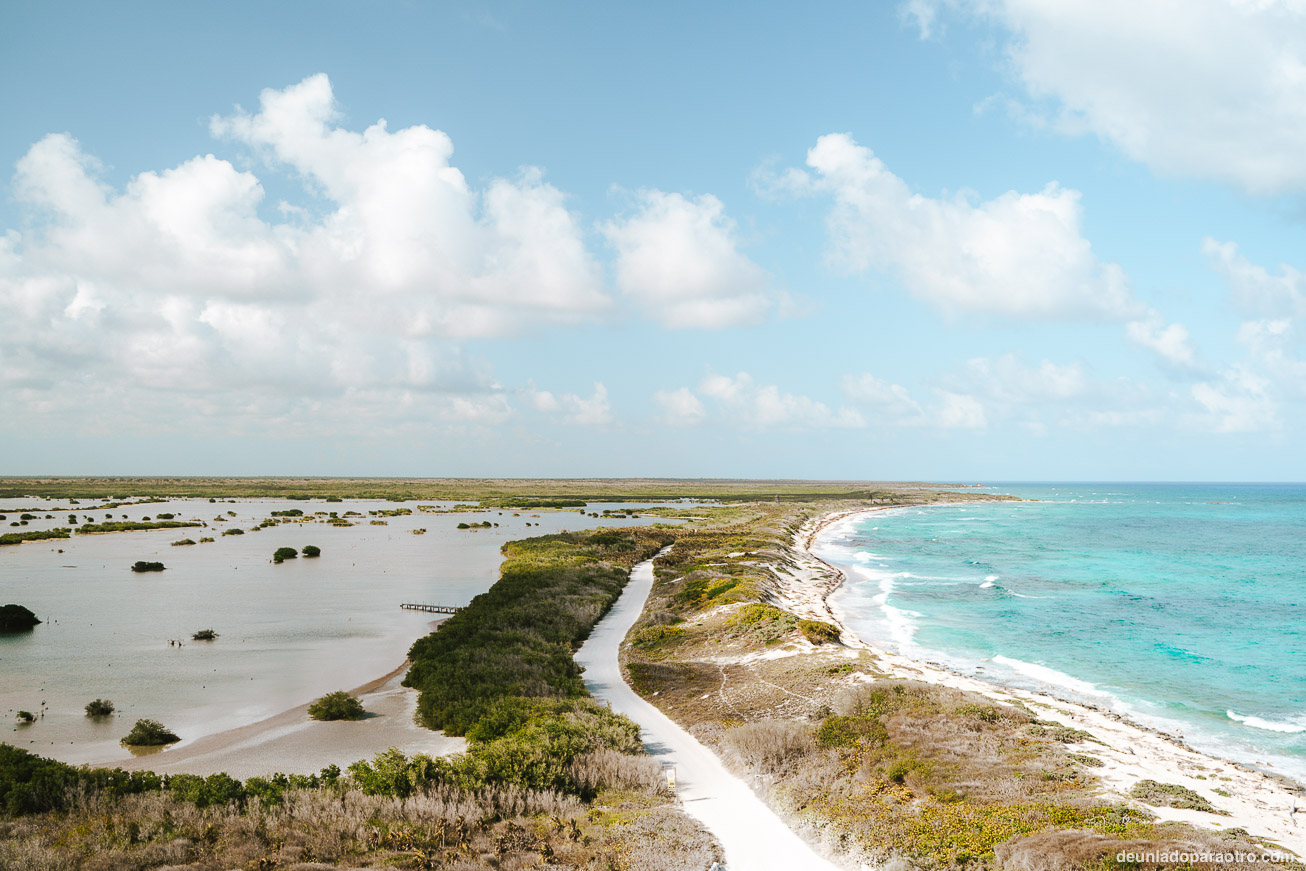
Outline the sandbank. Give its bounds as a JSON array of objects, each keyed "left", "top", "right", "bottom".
[{"left": 96, "top": 622, "right": 465, "bottom": 779}]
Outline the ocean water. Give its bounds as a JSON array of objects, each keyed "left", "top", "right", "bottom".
[
  {"left": 816, "top": 484, "right": 1306, "bottom": 783},
  {"left": 1, "top": 497, "right": 680, "bottom": 765}
]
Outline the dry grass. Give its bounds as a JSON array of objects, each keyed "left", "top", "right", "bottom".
[
  {"left": 618, "top": 501, "right": 1280, "bottom": 870},
  {"left": 0, "top": 779, "right": 721, "bottom": 871}
]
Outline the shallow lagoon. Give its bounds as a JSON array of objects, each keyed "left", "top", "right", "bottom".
[{"left": 1, "top": 497, "right": 675, "bottom": 765}]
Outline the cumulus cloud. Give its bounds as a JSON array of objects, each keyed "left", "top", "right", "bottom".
[
  {"left": 652, "top": 387, "right": 707, "bottom": 426},
  {"left": 908, "top": 0, "right": 1306, "bottom": 192},
  {"left": 0, "top": 74, "right": 616, "bottom": 433},
  {"left": 936, "top": 391, "right": 987, "bottom": 429},
  {"left": 788, "top": 133, "right": 1139, "bottom": 320},
  {"left": 1204, "top": 238, "right": 1306, "bottom": 317},
  {"left": 1190, "top": 366, "right": 1278, "bottom": 432},
  {"left": 601, "top": 190, "right": 774, "bottom": 328},
  {"left": 1126, "top": 316, "right": 1204, "bottom": 374},
  {"left": 840, "top": 373, "right": 925, "bottom": 421},
  {"left": 657, "top": 373, "right": 865, "bottom": 429},
  {"left": 530, "top": 383, "right": 613, "bottom": 426}
]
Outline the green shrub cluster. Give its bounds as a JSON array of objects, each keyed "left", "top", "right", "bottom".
[
  {"left": 130, "top": 561, "right": 165, "bottom": 572},
  {"left": 272, "top": 546, "right": 298, "bottom": 563},
  {"left": 307, "top": 690, "right": 366, "bottom": 721},
  {"left": 0, "top": 527, "right": 71, "bottom": 546},
  {"left": 121, "top": 719, "right": 180, "bottom": 746},
  {"left": 0, "top": 603, "right": 41, "bottom": 632},
  {"left": 0, "top": 744, "right": 343, "bottom": 816},
  {"left": 482, "top": 497, "right": 587, "bottom": 509},
  {"left": 405, "top": 528, "right": 672, "bottom": 735},
  {"left": 78, "top": 521, "right": 201, "bottom": 534}
]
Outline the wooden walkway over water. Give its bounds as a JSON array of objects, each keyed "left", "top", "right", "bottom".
[{"left": 400, "top": 602, "right": 463, "bottom": 614}]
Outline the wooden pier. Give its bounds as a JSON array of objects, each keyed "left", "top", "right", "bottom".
[{"left": 400, "top": 602, "right": 463, "bottom": 614}]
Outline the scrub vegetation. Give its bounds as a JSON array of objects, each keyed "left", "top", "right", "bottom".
[
  {"left": 0, "top": 603, "right": 41, "bottom": 632},
  {"left": 307, "top": 691, "right": 366, "bottom": 721},
  {"left": 79, "top": 521, "right": 202, "bottom": 534},
  {"left": 619, "top": 499, "right": 1280, "bottom": 869},
  {"left": 0, "top": 528, "right": 71, "bottom": 546}
]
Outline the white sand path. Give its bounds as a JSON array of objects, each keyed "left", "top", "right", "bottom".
[{"left": 575, "top": 553, "right": 845, "bottom": 871}]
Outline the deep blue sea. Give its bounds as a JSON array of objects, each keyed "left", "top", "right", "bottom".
[{"left": 815, "top": 483, "right": 1306, "bottom": 783}]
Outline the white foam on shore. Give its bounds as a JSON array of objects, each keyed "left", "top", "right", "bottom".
[
  {"left": 849, "top": 565, "right": 921, "bottom": 652},
  {"left": 992, "top": 654, "right": 1110, "bottom": 699},
  {"left": 1227, "top": 710, "right": 1306, "bottom": 734}
]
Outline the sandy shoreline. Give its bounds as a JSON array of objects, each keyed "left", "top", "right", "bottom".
[
  {"left": 97, "top": 620, "right": 466, "bottom": 779},
  {"left": 790, "top": 506, "right": 1306, "bottom": 857}
]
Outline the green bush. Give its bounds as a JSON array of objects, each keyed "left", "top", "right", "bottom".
[
  {"left": 84, "top": 698, "right": 115, "bottom": 717},
  {"left": 798, "top": 618, "right": 841, "bottom": 644},
  {"left": 192, "top": 628, "right": 218, "bottom": 641},
  {"left": 273, "top": 546, "right": 298, "bottom": 563},
  {"left": 16, "top": 711, "right": 34, "bottom": 723},
  {"left": 130, "top": 561, "right": 165, "bottom": 572},
  {"left": 0, "top": 604, "right": 41, "bottom": 632},
  {"left": 302, "top": 544, "right": 321, "bottom": 557},
  {"left": 121, "top": 719, "right": 180, "bottom": 746},
  {"left": 171, "top": 538, "right": 196, "bottom": 546},
  {"left": 308, "top": 691, "right": 366, "bottom": 721},
  {"left": 222, "top": 528, "right": 244, "bottom": 536}
]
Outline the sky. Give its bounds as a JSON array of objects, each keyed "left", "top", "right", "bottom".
[{"left": 3, "top": 0, "right": 1306, "bottom": 481}]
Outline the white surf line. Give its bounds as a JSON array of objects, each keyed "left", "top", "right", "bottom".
[{"left": 575, "top": 552, "right": 846, "bottom": 871}]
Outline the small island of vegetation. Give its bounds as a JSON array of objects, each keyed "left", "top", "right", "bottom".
[
  {"left": 130, "top": 561, "right": 165, "bottom": 573},
  {"left": 192, "top": 629, "right": 218, "bottom": 641},
  {"left": 84, "top": 698, "right": 115, "bottom": 717},
  {"left": 302, "top": 544, "right": 320, "bottom": 557},
  {"left": 307, "top": 691, "right": 366, "bottom": 721},
  {"left": 120, "top": 719, "right": 180, "bottom": 747},
  {"left": 272, "top": 546, "right": 297, "bottom": 563},
  {"left": 0, "top": 604, "right": 41, "bottom": 633}
]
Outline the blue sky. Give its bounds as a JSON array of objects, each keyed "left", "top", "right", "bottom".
[{"left": 3, "top": 0, "right": 1306, "bottom": 480}]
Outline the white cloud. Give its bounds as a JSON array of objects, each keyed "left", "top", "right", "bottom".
[
  {"left": 791, "top": 133, "right": 1139, "bottom": 320},
  {"left": 936, "top": 391, "right": 987, "bottom": 428},
  {"left": 1204, "top": 238, "right": 1306, "bottom": 317},
  {"left": 841, "top": 372, "right": 925, "bottom": 420},
  {"left": 912, "top": 0, "right": 1306, "bottom": 192},
  {"left": 1190, "top": 366, "right": 1278, "bottom": 432},
  {"left": 530, "top": 383, "right": 613, "bottom": 426},
  {"left": 601, "top": 190, "right": 774, "bottom": 328},
  {"left": 955, "top": 353, "right": 1088, "bottom": 403},
  {"left": 1126, "top": 316, "right": 1204, "bottom": 374},
  {"left": 1236, "top": 318, "right": 1306, "bottom": 396},
  {"left": 665, "top": 373, "right": 865, "bottom": 429},
  {"left": 0, "top": 74, "right": 615, "bottom": 434},
  {"left": 652, "top": 387, "right": 707, "bottom": 426}
]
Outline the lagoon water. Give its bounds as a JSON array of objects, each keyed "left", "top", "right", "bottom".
[
  {"left": 1, "top": 497, "right": 674, "bottom": 766},
  {"left": 816, "top": 484, "right": 1306, "bottom": 783}
]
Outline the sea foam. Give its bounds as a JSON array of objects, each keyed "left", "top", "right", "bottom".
[{"left": 1226, "top": 710, "right": 1306, "bottom": 734}]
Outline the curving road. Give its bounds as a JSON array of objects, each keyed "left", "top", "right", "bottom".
[{"left": 575, "top": 553, "right": 845, "bottom": 871}]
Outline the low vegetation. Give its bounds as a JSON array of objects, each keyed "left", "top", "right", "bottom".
[
  {"left": 130, "top": 561, "right": 165, "bottom": 572},
  {"left": 120, "top": 719, "right": 180, "bottom": 747},
  {"left": 78, "top": 520, "right": 201, "bottom": 534},
  {"left": 0, "top": 527, "right": 71, "bottom": 546},
  {"left": 170, "top": 537, "right": 196, "bottom": 546},
  {"left": 0, "top": 603, "right": 41, "bottom": 632},
  {"left": 302, "top": 543, "right": 321, "bottom": 557},
  {"left": 272, "top": 546, "right": 297, "bottom": 563},
  {"left": 307, "top": 690, "right": 366, "bottom": 721},
  {"left": 0, "top": 745, "right": 716, "bottom": 871},
  {"left": 84, "top": 698, "right": 115, "bottom": 717},
  {"left": 192, "top": 628, "right": 218, "bottom": 641},
  {"left": 1130, "top": 779, "right": 1226, "bottom": 814}
]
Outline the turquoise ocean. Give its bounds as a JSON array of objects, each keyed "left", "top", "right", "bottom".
[{"left": 814, "top": 484, "right": 1306, "bottom": 783}]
